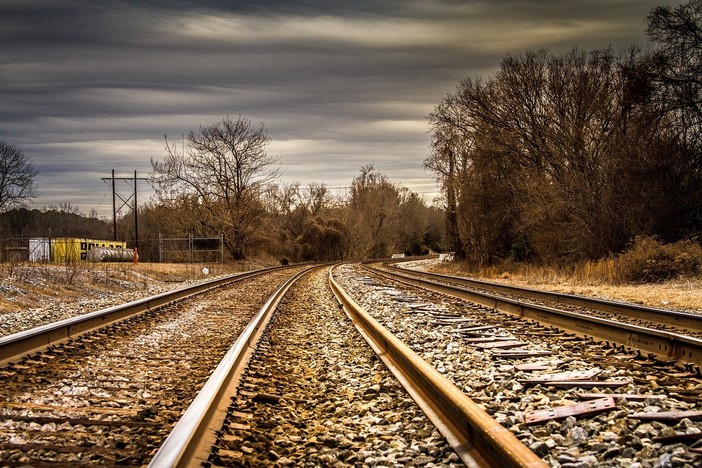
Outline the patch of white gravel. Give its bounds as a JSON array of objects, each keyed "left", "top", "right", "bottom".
[{"left": 0, "top": 277, "right": 224, "bottom": 337}]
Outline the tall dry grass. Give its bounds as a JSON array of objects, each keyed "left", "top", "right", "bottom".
[{"left": 432, "top": 238, "right": 702, "bottom": 312}]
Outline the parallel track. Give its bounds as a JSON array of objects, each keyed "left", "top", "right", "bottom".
[
  {"left": 0, "top": 266, "right": 307, "bottom": 466},
  {"left": 337, "top": 263, "right": 702, "bottom": 467},
  {"left": 0, "top": 266, "right": 291, "bottom": 366},
  {"left": 149, "top": 268, "right": 311, "bottom": 467},
  {"left": 385, "top": 262, "right": 702, "bottom": 332},
  {"left": 368, "top": 263, "right": 702, "bottom": 367},
  {"left": 152, "top": 265, "right": 545, "bottom": 467},
  {"left": 329, "top": 266, "right": 546, "bottom": 468},
  {"left": 0, "top": 269, "right": 544, "bottom": 467}
]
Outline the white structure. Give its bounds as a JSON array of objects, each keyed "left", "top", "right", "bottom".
[{"left": 28, "top": 238, "right": 50, "bottom": 262}]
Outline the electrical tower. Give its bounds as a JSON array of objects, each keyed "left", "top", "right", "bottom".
[{"left": 101, "top": 170, "right": 149, "bottom": 247}]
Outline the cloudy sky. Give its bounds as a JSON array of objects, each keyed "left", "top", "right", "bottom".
[{"left": 1, "top": 0, "right": 667, "bottom": 217}]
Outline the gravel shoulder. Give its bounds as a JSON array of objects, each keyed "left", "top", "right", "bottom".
[{"left": 0, "top": 262, "right": 267, "bottom": 337}]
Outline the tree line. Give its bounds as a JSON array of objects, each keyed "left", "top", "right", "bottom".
[
  {"left": 425, "top": 0, "right": 702, "bottom": 266},
  {"left": 4, "top": 1, "right": 698, "bottom": 267},
  {"left": 0, "top": 115, "right": 445, "bottom": 262}
]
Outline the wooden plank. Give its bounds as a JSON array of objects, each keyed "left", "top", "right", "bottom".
[
  {"left": 0, "top": 413, "right": 160, "bottom": 427},
  {"left": 219, "top": 433, "right": 244, "bottom": 443},
  {"left": 457, "top": 325, "right": 497, "bottom": 333},
  {"left": 424, "top": 310, "right": 455, "bottom": 316},
  {"left": 524, "top": 396, "right": 615, "bottom": 425},
  {"left": 518, "top": 369, "right": 601, "bottom": 384},
  {"left": 523, "top": 380, "right": 628, "bottom": 389},
  {"left": 524, "top": 331, "right": 565, "bottom": 337},
  {"left": 0, "top": 401, "right": 145, "bottom": 416},
  {"left": 464, "top": 337, "right": 517, "bottom": 343},
  {"left": 472, "top": 340, "right": 526, "bottom": 350},
  {"left": 431, "top": 318, "right": 475, "bottom": 325},
  {"left": 575, "top": 393, "right": 665, "bottom": 401},
  {"left": 515, "top": 361, "right": 563, "bottom": 371},
  {"left": 0, "top": 442, "right": 131, "bottom": 455},
  {"left": 491, "top": 350, "right": 553, "bottom": 359},
  {"left": 230, "top": 411, "right": 253, "bottom": 419},
  {"left": 227, "top": 422, "right": 250, "bottom": 431}
]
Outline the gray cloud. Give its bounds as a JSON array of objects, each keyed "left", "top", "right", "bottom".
[{"left": 0, "top": 0, "right": 664, "bottom": 215}]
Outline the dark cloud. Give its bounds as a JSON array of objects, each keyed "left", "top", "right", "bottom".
[{"left": 0, "top": 0, "right": 664, "bottom": 215}]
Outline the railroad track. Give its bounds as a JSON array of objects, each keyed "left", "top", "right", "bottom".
[
  {"left": 0, "top": 266, "right": 309, "bottom": 466},
  {"left": 1, "top": 263, "right": 545, "bottom": 467},
  {"left": 334, "top": 263, "right": 702, "bottom": 467},
  {"left": 383, "top": 261, "right": 702, "bottom": 332},
  {"left": 4, "top": 261, "right": 700, "bottom": 466},
  {"left": 368, "top": 262, "right": 702, "bottom": 367},
  {"left": 151, "top": 265, "right": 543, "bottom": 467}
]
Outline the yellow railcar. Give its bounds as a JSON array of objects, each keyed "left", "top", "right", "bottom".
[{"left": 50, "top": 238, "right": 127, "bottom": 262}]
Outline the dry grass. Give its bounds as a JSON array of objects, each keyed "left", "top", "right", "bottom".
[
  {"left": 0, "top": 260, "right": 275, "bottom": 315},
  {"left": 430, "top": 261, "right": 702, "bottom": 313},
  {"left": 129, "top": 260, "right": 268, "bottom": 281}
]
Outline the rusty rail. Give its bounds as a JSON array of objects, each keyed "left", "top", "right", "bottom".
[
  {"left": 149, "top": 267, "right": 316, "bottom": 467},
  {"left": 384, "top": 262, "right": 702, "bottom": 332},
  {"left": 0, "top": 265, "right": 291, "bottom": 367},
  {"left": 329, "top": 265, "right": 546, "bottom": 468},
  {"left": 367, "top": 264, "right": 702, "bottom": 366}
]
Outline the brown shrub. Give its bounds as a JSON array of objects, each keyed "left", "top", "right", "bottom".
[{"left": 616, "top": 237, "right": 702, "bottom": 283}]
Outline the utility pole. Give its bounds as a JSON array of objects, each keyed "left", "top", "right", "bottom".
[
  {"left": 111, "top": 170, "right": 117, "bottom": 241},
  {"left": 134, "top": 170, "right": 139, "bottom": 248},
  {"left": 102, "top": 170, "right": 148, "bottom": 248}
]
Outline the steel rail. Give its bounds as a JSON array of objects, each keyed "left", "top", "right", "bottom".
[
  {"left": 149, "top": 266, "right": 316, "bottom": 468},
  {"left": 0, "top": 265, "right": 291, "bottom": 367},
  {"left": 366, "top": 265, "right": 702, "bottom": 366},
  {"left": 383, "top": 262, "right": 702, "bottom": 332},
  {"left": 329, "top": 266, "right": 547, "bottom": 468}
]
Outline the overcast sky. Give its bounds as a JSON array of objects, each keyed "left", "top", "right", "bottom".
[{"left": 1, "top": 0, "right": 668, "bottom": 217}]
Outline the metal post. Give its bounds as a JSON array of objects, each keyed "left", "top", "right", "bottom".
[
  {"left": 221, "top": 234, "right": 224, "bottom": 263},
  {"left": 159, "top": 232, "right": 163, "bottom": 263},
  {"left": 112, "top": 170, "right": 117, "bottom": 241},
  {"left": 134, "top": 170, "right": 138, "bottom": 249},
  {"left": 189, "top": 233, "right": 193, "bottom": 264}
]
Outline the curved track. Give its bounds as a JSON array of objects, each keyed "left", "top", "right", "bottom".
[
  {"left": 385, "top": 262, "right": 702, "bottom": 332},
  {"left": 0, "top": 265, "right": 294, "bottom": 366},
  {"left": 150, "top": 265, "right": 544, "bottom": 467},
  {"left": 338, "top": 263, "right": 702, "bottom": 467},
  {"left": 6, "top": 260, "right": 698, "bottom": 466},
  {"left": 370, "top": 262, "right": 702, "bottom": 367}
]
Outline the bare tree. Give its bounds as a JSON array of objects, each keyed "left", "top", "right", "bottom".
[
  {"left": 427, "top": 44, "right": 696, "bottom": 265},
  {"left": 0, "top": 141, "right": 38, "bottom": 212},
  {"left": 347, "top": 165, "right": 400, "bottom": 258},
  {"left": 426, "top": 95, "right": 473, "bottom": 259},
  {"left": 151, "top": 115, "right": 279, "bottom": 259},
  {"left": 647, "top": 0, "right": 702, "bottom": 120},
  {"left": 304, "top": 182, "right": 334, "bottom": 216},
  {"left": 645, "top": 0, "right": 702, "bottom": 238}
]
